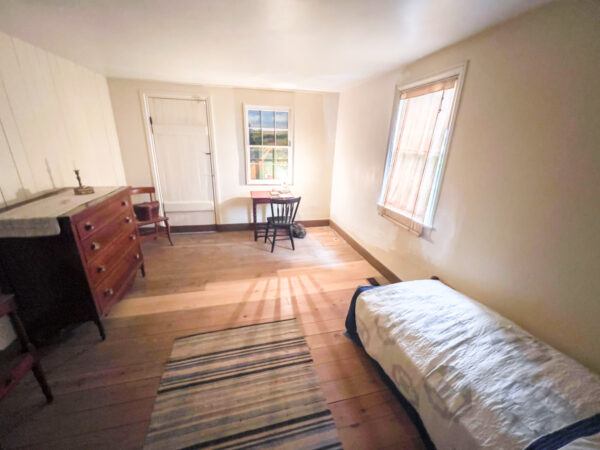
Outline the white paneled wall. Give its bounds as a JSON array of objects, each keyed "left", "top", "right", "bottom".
[
  {"left": 0, "top": 31, "right": 126, "bottom": 348},
  {"left": 0, "top": 31, "right": 125, "bottom": 207}
]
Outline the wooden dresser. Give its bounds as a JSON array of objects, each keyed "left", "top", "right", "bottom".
[{"left": 0, "top": 187, "right": 144, "bottom": 343}]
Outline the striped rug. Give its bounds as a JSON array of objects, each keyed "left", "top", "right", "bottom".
[{"left": 144, "top": 318, "right": 342, "bottom": 449}]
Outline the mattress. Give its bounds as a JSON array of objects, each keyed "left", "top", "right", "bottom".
[{"left": 353, "top": 280, "right": 600, "bottom": 449}]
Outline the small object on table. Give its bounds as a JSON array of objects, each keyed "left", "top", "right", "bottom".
[
  {"left": 73, "top": 169, "right": 95, "bottom": 195},
  {"left": 280, "top": 181, "right": 291, "bottom": 194}
]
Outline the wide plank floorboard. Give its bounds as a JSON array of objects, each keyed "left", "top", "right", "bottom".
[{"left": 0, "top": 227, "right": 425, "bottom": 449}]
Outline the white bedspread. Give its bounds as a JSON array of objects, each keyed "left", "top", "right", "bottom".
[{"left": 355, "top": 280, "right": 600, "bottom": 449}]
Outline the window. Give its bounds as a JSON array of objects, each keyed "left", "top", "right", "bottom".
[
  {"left": 378, "top": 66, "right": 466, "bottom": 235},
  {"left": 244, "top": 105, "right": 293, "bottom": 184}
]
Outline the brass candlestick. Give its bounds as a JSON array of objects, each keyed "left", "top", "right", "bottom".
[{"left": 73, "top": 169, "right": 94, "bottom": 195}]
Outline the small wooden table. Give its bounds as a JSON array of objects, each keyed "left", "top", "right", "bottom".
[
  {"left": 251, "top": 191, "right": 271, "bottom": 241},
  {"left": 251, "top": 191, "right": 295, "bottom": 241}
]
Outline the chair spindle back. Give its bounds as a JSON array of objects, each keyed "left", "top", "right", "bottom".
[{"left": 269, "top": 197, "right": 301, "bottom": 225}]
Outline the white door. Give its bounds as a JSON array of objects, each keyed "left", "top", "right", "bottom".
[{"left": 148, "top": 97, "right": 215, "bottom": 227}]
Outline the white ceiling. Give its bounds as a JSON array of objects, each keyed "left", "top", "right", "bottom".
[{"left": 0, "top": 0, "right": 551, "bottom": 92}]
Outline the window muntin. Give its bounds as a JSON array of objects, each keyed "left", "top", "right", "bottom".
[
  {"left": 245, "top": 106, "right": 292, "bottom": 184},
  {"left": 379, "top": 69, "right": 464, "bottom": 235}
]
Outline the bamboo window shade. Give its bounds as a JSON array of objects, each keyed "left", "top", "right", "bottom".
[{"left": 380, "top": 75, "right": 458, "bottom": 235}]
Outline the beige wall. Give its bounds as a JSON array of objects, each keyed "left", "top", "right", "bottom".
[
  {"left": 330, "top": 0, "right": 600, "bottom": 372},
  {"left": 0, "top": 31, "right": 126, "bottom": 348},
  {"left": 108, "top": 79, "right": 338, "bottom": 224}
]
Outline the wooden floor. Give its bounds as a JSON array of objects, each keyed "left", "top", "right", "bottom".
[{"left": 0, "top": 227, "right": 426, "bottom": 449}]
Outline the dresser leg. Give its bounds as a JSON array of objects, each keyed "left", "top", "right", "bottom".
[
  {"left": 95, "top": 319, "right": 106, "bottom": 341},
  {"left": 32, "top": 362, "right": 53, "bottom": 403}
]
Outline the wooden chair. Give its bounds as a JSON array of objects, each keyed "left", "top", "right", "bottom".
[
  {"left": 264, "top": 197, "right": 301, "bottom": 253},
  {"left": 0, "top": 294, "right": 53, "bottom": 403},
  {"left": 130, "top": 187, "right": 174, "bottom": 246}
]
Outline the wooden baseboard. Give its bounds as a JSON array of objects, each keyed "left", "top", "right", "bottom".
[
  {"left": 216, "top": 223, "right": 251, "bottom": 232},
  {"left": 169, "top": 219, "right": 330, "bottom": 234},
  {"left": 170, "top": 224, "right": 217, "bottom": 233},
  {"left": 329, "top": 220, "right": 401, "bottom": 283}
]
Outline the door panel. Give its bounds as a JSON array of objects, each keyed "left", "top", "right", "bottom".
[{"left": 148, "top": 97, "right": 215, "bottom": 226}]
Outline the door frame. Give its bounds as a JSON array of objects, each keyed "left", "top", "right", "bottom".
[{"left": 139, "top": 90, "right": 220, "bottom": 226}]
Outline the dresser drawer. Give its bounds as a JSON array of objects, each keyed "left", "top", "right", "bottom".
[
  {"left": 75, "top": 193, "right": 133, "bottom": 241},
  {"left": 87, "top": 233, "right": 142, "bottom": 287},
  {"left": 81, "top": 213, "right": 137, "bottom": 263},
  {"left": 93, "top": 245, "right": 142, "bottom": 315}
]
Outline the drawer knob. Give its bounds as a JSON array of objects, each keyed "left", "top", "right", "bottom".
[
  {"left": 130, "top": 234, "right": 137, "bottom": 241},
  {"left": 97, "top": 265, "right": 106, "bottom": 273},
  {"left": 121, "top": 200, "right": 128, "bottom": 207},
  {"left": 84, "top": 222, "right": 94, "bottom": 231},
  {"left": 91, "top": 242, "right": 101, "bottom": 251},
  {"left": 134, "top": 253, "right": 141, "bottom": 260},
  {"left": 125, "top": 216, "right": 133, "bottom": 223},
  {"left": 104, "top": 288, "right": 114, "bottom": 296}
]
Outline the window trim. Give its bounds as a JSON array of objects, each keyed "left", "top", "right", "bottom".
[
  {"left": 243, "top": 104, "right": 294, "bottom": 185},
  {"left": 377, "top": 62, "right": 468, "bottom": 234}
]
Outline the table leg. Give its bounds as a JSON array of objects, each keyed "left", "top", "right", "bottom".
[{"left": 253, "top": 199, "right": 257, "bottom": 241}]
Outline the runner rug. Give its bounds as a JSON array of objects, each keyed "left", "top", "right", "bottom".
[{"left": 144, "top": 318, "right": 342, "bottom": 449}]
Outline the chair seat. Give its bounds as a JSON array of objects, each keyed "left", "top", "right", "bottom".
[
  {"left": 136, "top": 217, "right": 169, "bottom": 226},
  {"left": 267, "top": 216, "right": 293, "bottom": 226},
  {"left": 133, "top": 201, "right": 160, "bottom": 221}
]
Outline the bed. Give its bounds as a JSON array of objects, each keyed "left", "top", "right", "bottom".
[{"left": 345, "top": 279, "right": 600, "bottom": 449}]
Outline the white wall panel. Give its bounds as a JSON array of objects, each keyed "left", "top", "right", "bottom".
[
  {"left": 0, "top": 30, "right": 125, "bottom": 207},
  {"left": 0, "top": 31, "right": 126, "bottom": 347}
]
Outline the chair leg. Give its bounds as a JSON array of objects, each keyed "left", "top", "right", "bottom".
[
  {"left": 9, "top": 310, "right": 53, "bottom": 403},
  {"left": 288, "top": 226, "right": 295, "bottom": 250},
  {"left": 271, "top": 227, "right": 277, "bottom": 253},
  {"left": 141, "top": 263, "right": 146, "bottom": 278},
  {"left": 264, "top": 222, "right": 270, "bottom": 243},
  {"left": 164, "top": 219, "right": 174, "bottom": 246},
  {"left": 31, "top": 361, "right": 53, "bottom": 403}
]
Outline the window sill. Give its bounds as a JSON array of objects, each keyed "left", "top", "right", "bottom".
[
  {"left": 246, "top": 180, "right": 295, "bottom": 186},
  {"left": 377, "top": 205, "right": 426, "bottom": 237}
]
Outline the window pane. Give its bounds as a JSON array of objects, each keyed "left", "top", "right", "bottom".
[
  {"left": 249, "top": 128, "right": 261, "bottom": 145},
  {"left": 250, "top": 147, "right": 263, "bottom": 160},
  {"left": 250, "top": 161, "right": 273, "bottom": 180},
  {"left": 263, "top": 130, "right": 275, "bottom": 145},
  {"left": 262, "top": 110, "right": 275, "bottom": 129},
  {"left": 249, "top": 147, "right": 275, "bottom": 180},
  {"left": 275, "top": 111, "right": 288, "bottom": 129},
  {"left": 274, "top": 162, "right": 288, "bottom": 182},
  {"left": 275, "top": 148, "right": 288, "bottom": 162},
  {"left": 250, "top": 147, "right": 273, "bottom": 162},
  {"left": 276, "top": 131, "right": 288, "bottom": 146},
  {"left": 248, "top": 110, "right": 261, "bottom": 128}
]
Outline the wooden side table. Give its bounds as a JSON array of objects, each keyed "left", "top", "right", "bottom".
[{"left": 251, "top": 191, "right": 271, "bottom": 241}]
